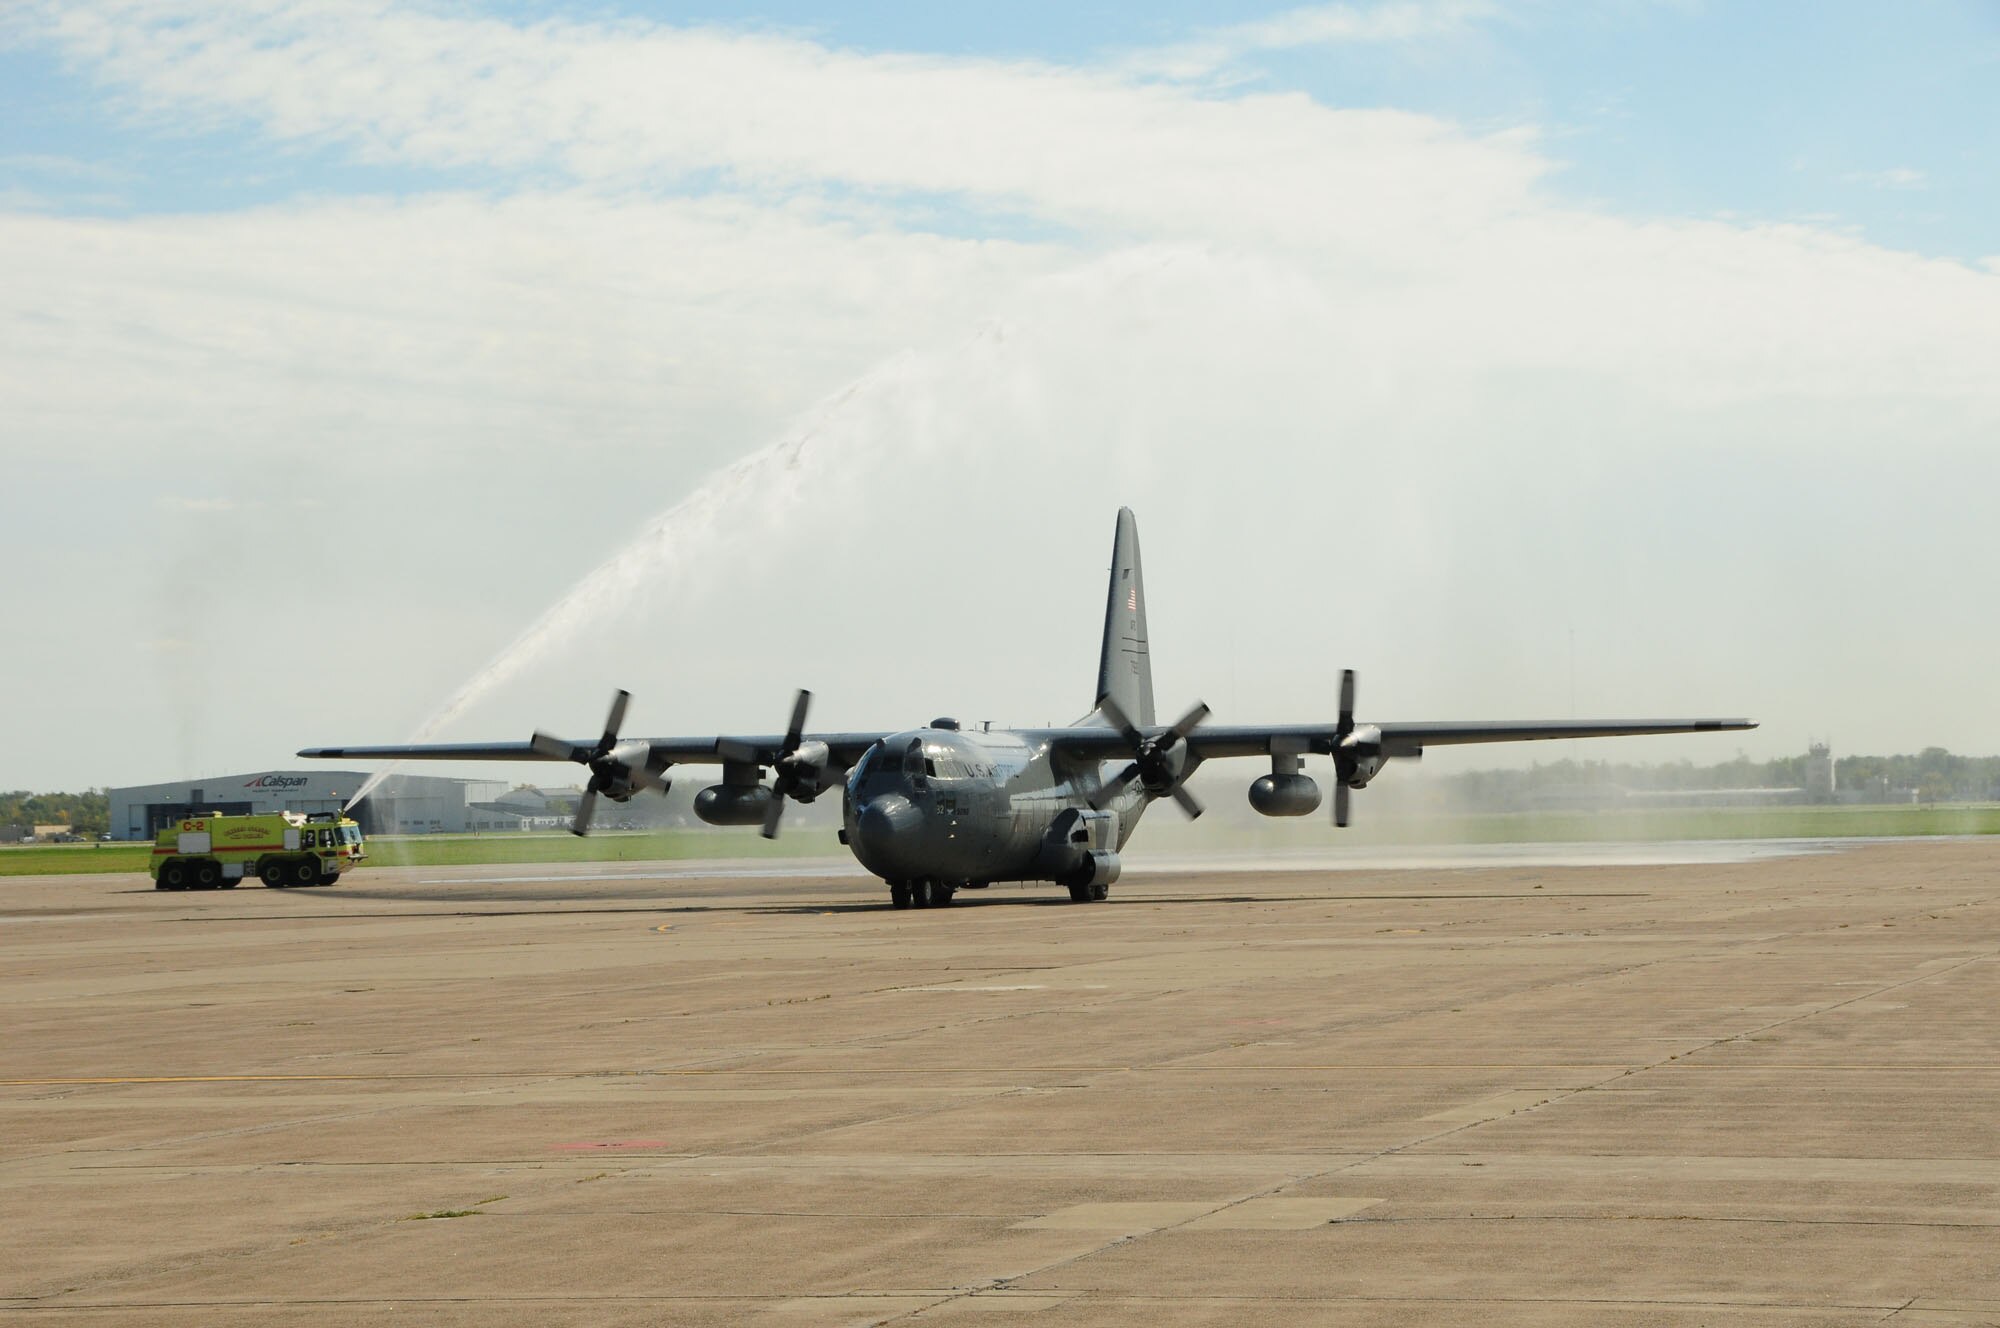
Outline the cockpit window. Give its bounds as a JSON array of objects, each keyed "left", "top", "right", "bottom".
[
  {"left": 848, "top": 740, "right": 985, "bottom": 791},
  {"left": 850, "top": 742, "right": 903, "bottom": 790}
]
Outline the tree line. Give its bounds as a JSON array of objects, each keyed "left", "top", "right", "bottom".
[
  {"left": 1436, "top": 748, "right": 2000, "bottom": 806},
  {"left": 1, "top": 790, "right": 109, "bottom": 836}
]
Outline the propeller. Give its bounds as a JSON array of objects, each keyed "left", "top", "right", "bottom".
[
  {"left": 717, "top": 689, "right": 831, "bottom": 839},
  {"left": 1330, "top": 669, "right": 1382, "bottom": 828},
  {"left": 1332, "top": 669, "right": 1355, "bottom": 828},
  {"left": 531, "top": 689, "right": 666, "bottom": 836},
  {"left": 1091, "top": 696, "right": 1211, "bottom": 818}
]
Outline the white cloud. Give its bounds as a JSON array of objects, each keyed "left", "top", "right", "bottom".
[
  {"left": 1127, "top": 0, "right": 1496, "bottom": 80},
  {"left": 0, "top": 193, "right": 1066, "bottom": 469},
  {"left": 4, "top": 0, "right": 2000, "bottom": 789},
  {"left": 26, "top": 0, "right": 1546, "bottom": 252}
]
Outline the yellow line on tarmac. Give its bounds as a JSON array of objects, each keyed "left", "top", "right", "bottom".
[
  {"left": 1, "top": 1064, "right": 1612, "bottom": 1086},
  {"left": 3, "top": 1075, "right": 406, "bottom": 1085},
  {"left": 19, "top": 1062, "right": 1987, "bottom": 1089}
]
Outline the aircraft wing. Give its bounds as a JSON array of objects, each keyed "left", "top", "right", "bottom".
[
  {"left": 307, "top": 719, "right": 1756, "bottom": 768},
  {"left": 298, "top": 741, "right": 568, "bottom": 763},
  {"left": 1049, "top": 717, "right": 1755, "bottom": 762},
  {"left": 297, "top": 733, "right": 895, "bottom": 767},
  {"left": 1365, "top": 718, "right": 1755, "bottom": 756}
]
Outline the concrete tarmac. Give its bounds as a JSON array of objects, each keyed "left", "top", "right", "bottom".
[{"left": 4, "top": 840, "right": 1998, "bottom": 1325}]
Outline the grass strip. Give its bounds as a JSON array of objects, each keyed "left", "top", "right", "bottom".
[{"left": 6, "top": 806, "right": 1997, "bottom": 878}]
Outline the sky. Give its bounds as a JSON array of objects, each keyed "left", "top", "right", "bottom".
[{"left": 3, "top": 0, "right": 1998, "bottom": 793}]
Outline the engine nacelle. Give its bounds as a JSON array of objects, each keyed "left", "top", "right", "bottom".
[
  {"left": 1339, "top": 724, "right": 1387, "bottom": 787},
  {"left": 1248, "top": 772, "right": 1322, "bottom": 817},
  {"left": 597, "top": 773, "right": 670, "bottom": 804},
  {"left": 694, "top": 784, "right": 774, "bottom": 826},
  {"left": 594, "top": 740, "right": 670, "bottom": 803},
  {"left": 778, "top": 740, "right": 833, "bottom": 803}
]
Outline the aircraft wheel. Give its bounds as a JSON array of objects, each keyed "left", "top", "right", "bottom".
[
  {"left": 1089, "top": 882, "right": 1109, "bottom": 902},
  {"left": 160, "top": 861, "right": 187, "bottom": 890},
  {"left": 911, "top": 879, "right": 933, "bottom": 909},
  {"left": 259, "top": 859, "right": 286, "bottom": 887},
  {"left": 932, "top": 883, "right": 954, "bottom": 908},
  {"left": 194, "top": 860, "right": 220, "bottom": 889},
  {"left": 889, "top": 881, "right": 912, "bottom": 910},
  {"left": 1067, "top": 883, "right": 1090, "bottom": 903},
  {"left": 290, "top": 858, "right": 319, "bottom": 887}
]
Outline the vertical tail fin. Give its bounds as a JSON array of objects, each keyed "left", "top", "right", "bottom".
[{"left": 1095, "top": 507, "right": 1155, "bottom": 727}]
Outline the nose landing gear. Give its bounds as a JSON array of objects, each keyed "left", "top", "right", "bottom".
[{"left": 888, "top": 879, "right": 957, "bottom": 909}]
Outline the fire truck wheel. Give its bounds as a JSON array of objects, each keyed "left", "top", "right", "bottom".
[
  {"left": 194, "top": 860, "right": 220, "bottom": 889},
  {"left": 291, "top": 858, "right": 319, "bottom": 887},
  {"left": 313, "top": 870, "right": 339, "bottom": 887},
  {"left": 160, "top": 861, "right": 187, "bottom": 890},
  {"left": 260, "top": 859, "right": 287, "bottom": 887}
]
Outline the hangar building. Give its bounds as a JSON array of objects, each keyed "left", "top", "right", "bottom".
[{"left": 107, "top": 771, "right": 518, "bottom": 840}]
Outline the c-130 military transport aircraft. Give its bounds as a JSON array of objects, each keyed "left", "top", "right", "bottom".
[{"left": 303, "top": 509, "right": 1753, "bottom": 909}]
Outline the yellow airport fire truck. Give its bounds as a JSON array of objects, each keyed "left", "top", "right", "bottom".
[{"left": 150, "top": 811, "right": 365, "bottom": 890}]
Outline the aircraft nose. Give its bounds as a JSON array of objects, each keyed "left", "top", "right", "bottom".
[{"left": 854, "top": 794, "right": 924, "bottom": 872}]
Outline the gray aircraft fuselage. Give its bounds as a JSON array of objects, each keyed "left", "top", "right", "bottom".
[{"left": 841, "top": 726, "right": 1140, "bottom": 889}]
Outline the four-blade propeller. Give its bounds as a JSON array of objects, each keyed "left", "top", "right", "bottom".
[
  {"left": 530, "top": 689, "right": 666, "bottom": 836},
  {"left": 1329, "top": 668, "right": 1382, "bottom": 828},
  {"left": 717, "top": 688, "right": 832, "bottom": 839},
  {"left": 1090, "top": 696, "right": 1211, "bottom": 819}
]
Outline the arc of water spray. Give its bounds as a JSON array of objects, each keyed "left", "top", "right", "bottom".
[
  {"left": 342, "top": 357, "right": 922, "bottom": 811},
  {"left": 339, "top": 248, "right": 1223, "bottom": 812}
]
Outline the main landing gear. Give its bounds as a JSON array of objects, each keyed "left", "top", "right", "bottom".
[
  {"left": 886, "top": 879, "right": 1111, "bottom": 907},
  {"left": 888, "top": 879, "right": 956, "bottom": 910}
]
